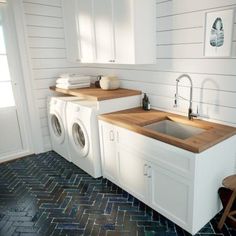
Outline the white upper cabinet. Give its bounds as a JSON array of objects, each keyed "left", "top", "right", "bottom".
[
  {"left": 62, "top": 0, "right": 80, "bottom": 62},
  {"left": 62, "top": 0, "right": 95, "bottom": 63},
  {"left": 62, "top": 0, "right": 156, "bottom": 64},
  {"left": 76, "top": 0, "right": 95, "bottom": 62},
  {"left": 113, "top": 0, "right": 156, "bottom": 64},
  {"left": 93, "top": 0, "right": 114, "bottom": 63},
  {"left": 113, "top": 0, "right": 133, "bottom": 64}
]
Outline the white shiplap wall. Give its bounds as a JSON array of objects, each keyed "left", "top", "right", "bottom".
[
  {"left": 22, "top": 0, "right": 87, "bottom": 151},
  {"left": 22, "top": 0, "right": 236, "bottom": 151},
  {"left": 78, "top": 0, "right": 236, "bottom": 127}
]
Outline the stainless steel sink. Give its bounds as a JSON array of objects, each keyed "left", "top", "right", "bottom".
[{"left": 144, "top": 120, "right": 206, "bottom": 139}]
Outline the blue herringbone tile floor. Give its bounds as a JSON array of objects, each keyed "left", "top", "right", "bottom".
[{"left": 0, "top": 151, "right": 235, "bottom": 236}]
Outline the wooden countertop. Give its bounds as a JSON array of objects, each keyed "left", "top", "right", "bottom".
[
  {"left": 50, "top": 86, "right": 141, "bottom": 101},
  {"left": 98, "top": 107, "right": 236, "bottom": 153}
]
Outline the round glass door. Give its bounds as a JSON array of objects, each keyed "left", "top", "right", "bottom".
[
  {"left": 50, "top": 113, "right": 65, "bottom": 144},
  {"left": 73, "top": 123, "right": 85, "bottom": 147},
  {"left": 51, "top": 115, "right": 62, "bottom": 137},
  {"left": 71, "top": 120, "right": 89, "bottom": 157}
]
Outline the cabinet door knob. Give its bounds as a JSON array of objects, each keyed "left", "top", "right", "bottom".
[{"left": 143, "top": 164, "right": 148, "bottom": 176}]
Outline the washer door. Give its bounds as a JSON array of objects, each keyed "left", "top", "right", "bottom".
[
  {"left": 71, "top": 119, "right": 89, "bottom": 157},
  {"left": 50, "top": 112, "right": 65, "bottom": 144}
]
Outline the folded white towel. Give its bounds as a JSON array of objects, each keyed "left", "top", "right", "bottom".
[
  {"left": 59, "top": 73, "right": 83, "bottom": 78},
  {"left": 56, "top": 83, "right": 90, "bottom": 89},
  {"left": 59, "top": 73, "right": 90, "bottom": 79},
  {"left": 56, "top": 77, "right": 90, "bottom": 84}
]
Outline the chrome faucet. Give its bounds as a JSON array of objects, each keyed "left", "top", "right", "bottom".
[{"left": 174, "top": 74, "right": 198, "bottom": 120}]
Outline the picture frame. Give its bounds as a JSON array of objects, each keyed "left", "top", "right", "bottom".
[{"left": 204, "top": 8, "right": 235, "bottom": 57}]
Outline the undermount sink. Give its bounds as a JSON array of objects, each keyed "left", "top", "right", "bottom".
[{"left": 144, "top": 119, "right": 206, "bottom": 140}]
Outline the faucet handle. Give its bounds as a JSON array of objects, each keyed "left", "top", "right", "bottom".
[
  {"left": 173, "top": 94, "right": 178, "bottom": 108},
  {"left": 189, "top": 106, "right": 199, "bottom": 120}
]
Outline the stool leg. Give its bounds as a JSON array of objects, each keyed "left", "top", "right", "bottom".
[{"left": 218, "top": 189, "right": 236, "bottom": 230}]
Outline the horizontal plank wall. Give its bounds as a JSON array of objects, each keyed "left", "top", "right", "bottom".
[
  {"left": 21, "top": 0, "right": 236, "bottom": 152},
  {"left": 77, "top": 0, "right": 236, "bottom": 127},
  {"left": 22, "top": 0, "right": 85, "bottom": 151}
]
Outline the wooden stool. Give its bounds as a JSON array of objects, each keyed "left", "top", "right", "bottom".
[{"left": 218, "top": 174, "right": 236, "bottom": 230}]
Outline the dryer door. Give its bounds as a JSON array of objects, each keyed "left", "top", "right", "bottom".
[
  {"left": 71, "top": 119, "right": 89, "bottom": 157},
  {"left": 49, "top": 112, "right": 65, "bottom": 144}
]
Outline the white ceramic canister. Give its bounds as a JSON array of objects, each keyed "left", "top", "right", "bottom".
[{"left": 100, "top": 76, "right": 120, "bottom": 90}]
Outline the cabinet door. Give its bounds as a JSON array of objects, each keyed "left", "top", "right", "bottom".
[
  {"left": 99, "top": 122, "right": 117, "bottom": 182},
  {"left": 62, "top": 0, "right": 80, "bottom": 62},
  {"left": 113, "top": 0, "right": 134, "bottom": 64},
  {"left": 93, "top": 0, "right": 114, "bottom": 63},
  {"left": 149, "top": 164, "right": 191, "bottom": 227},
  {"left": 76, "top": 0, "right": 95, "bottom": 62},
  {"left": 117, "top": 144, "right": 149, "bottom": 203}
]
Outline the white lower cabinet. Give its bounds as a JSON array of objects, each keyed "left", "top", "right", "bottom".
[
  {"left": 98, "top": 120, "right": 236, "bottom": 235},
  {"left": 98, "top": 121, "right": 117, "bottom": 183},
  {"left": 149, "top": 164, "right": 191, "bottom": 229},
  {"left": 118, "top": 143, "right": 191, "bottom": 229},
  {"left": 118, "top": 145, "right": 149, "bottom": 204}
]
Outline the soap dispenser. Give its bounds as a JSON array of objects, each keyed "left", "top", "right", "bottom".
[{"left": 142, "top": 93, "right": 151, "bottom": 111}]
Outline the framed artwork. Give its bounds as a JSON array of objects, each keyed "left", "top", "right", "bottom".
[{"left": 204, "top": 9, "right": 234, "bottom": 57}]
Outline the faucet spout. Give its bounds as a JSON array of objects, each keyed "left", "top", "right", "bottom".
[{"left": 174, "top": 74, "right": 197, "bottom": 120}]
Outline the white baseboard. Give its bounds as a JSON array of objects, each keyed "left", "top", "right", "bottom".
[{"left": 0, "top": 150, "right": 33, "bottom": 163}]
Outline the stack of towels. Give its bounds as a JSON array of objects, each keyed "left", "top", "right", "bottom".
[{"left": 56, "top": 74, "right": 91, "bottom": 89}]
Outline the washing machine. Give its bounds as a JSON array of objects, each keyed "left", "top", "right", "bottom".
[
  {"left": 47, "top": 96, "right": 82, "bottom": 161},
  {"left": 66, "top": 100, "right": 102, "bottom": 178},
  {"left": 66, "top": 93, "right": 141, "bottom": 178}
]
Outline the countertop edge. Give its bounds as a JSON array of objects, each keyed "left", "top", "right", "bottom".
[
  {"left": 98, "top": 116, "right": 201, "bottom": 153},
  {"left": 98, "top": 110, "right": 236, "bottom": 154},
  {"left": 50, "top": 86, "right": 142, "bottom": 101}
]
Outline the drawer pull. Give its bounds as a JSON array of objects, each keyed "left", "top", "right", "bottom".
[
  {"left": 116, "top": 131, "right": 119, "bottom": 143},
  {"left": 148, "top": 166, "right": 152, "bottom": 178},
  {"left": 109, "top": 130, "right": 114, "bottom": 141}
]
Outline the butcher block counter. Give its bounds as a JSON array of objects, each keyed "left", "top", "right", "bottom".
[
  {"left": 50, "top": 86, "right": 141, "bottom": 101},
  {"left": 98, "top": 107, "right": 236, "bottom": 153}
]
